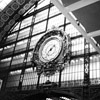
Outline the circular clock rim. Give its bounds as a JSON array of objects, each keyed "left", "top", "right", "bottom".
[
  {"left": 39, "top": 36, "right": 63, "bottom": 63},
  {"left": 33, "top": 30, "right": 64, "bottom": 64}
]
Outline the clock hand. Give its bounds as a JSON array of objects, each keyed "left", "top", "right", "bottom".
[{"left": 47, "top": 45, "right": 56, "bottom": 56}]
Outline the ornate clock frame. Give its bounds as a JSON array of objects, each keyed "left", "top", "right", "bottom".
[{"left": 31, "top": 28, "right": 71, "bottom": 76}]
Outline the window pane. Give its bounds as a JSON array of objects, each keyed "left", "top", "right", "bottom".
[
  {"left": 49, "top": 6, "right": 60, "bottom": 17},
  {"left": 32, "top": 21, "right": 46, "bottom": 35},
  {"left": 47, "top": 14, "right": 64, "bottom": 29},
  {"left": 65, "top": 24, "right": 81, "bottom": 37},
  {"left": 35, "top": 9, "right": 48, "bottom": 23},
  {"left": 18, "top": 27, "right": 30, "bottom": 40},
  {"left": 30, "top": 34, "right": 44, "bottom": 49},
  {"left": 21, "top": 16, "right": 33, "bottom": 29}
]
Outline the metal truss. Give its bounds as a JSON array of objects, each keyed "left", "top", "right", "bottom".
[{"left": 51, "top": 0, "right": 100, "bottom": 54}]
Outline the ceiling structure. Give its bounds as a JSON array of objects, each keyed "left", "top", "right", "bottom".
[
  {"left": 0, "top": 0, "right": 100, "bottom": 55},
  {"left": 0, "top": 0, "right": 40, "bottom": 42},
  {"left": 51, "top": 0, "right": 100, "bottom": 54}
]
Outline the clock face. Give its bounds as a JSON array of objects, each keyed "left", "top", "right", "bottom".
[{"left": 39, "top": 36, "right": 62, "bottom": 62}]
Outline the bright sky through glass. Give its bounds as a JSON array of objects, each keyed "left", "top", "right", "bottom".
[{"left": 0, "top": 0, "right": 12, "bottom": 11}]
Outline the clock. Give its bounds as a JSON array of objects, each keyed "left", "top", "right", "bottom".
[
  {"left": 32, "top": 29, "right": 71, "bottom": 76},
  {"left": 39, "top": 36, "right": 63, "bottom": 63}
]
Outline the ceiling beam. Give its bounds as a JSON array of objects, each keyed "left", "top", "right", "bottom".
[
  {"left": 65, "top": 0, "right": 99, "bottom": 12},
  {"left": 87, "top": 30, "right": 100, "bottom": 37},
  {"left": 51, "top": 0, "right": 100, "bottom": 54}
]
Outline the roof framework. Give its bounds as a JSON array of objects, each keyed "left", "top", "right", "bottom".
[
  {"left": 0, "top": 0, "right": 100, "bottom": 54},
  {"left": 0, "top": 0, "right": 39, "bottom": 42},
  {"left": 51, "top": 0, "right": 100, "bottom": 54}
]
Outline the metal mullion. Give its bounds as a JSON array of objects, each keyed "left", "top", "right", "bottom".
[
  {"left": 1, "top": 22, "right": 22, "bottom": 90},
  {"left": 83, "top": 39, "right": 90, "bottom": 100},
  {"left": 63, "top": 16, "right": 66, "bottom": 31},
  {"left": 45, "top": 3, "right": 52, "bottom": 31},
  {"left": 18, "top": 14, "right": 36, "bottom": 91}
]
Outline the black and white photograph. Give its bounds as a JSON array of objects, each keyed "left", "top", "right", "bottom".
[{"left": 0, "top": 0, "right": 100, "bottom": 100}]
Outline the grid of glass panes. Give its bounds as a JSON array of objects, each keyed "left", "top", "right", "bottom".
[
  {"left": 61, "top": 58, "right": 84, "bottom": 87},
  {"left": 90, "top": 55, "right": 100, "bottom": 85},
  {"left": 49, "top": 6, "right": 61, "bottom": 17},
  {"left": 0, "top": 0, "right": 99, "bottom": 90},
  {"left": 6, "top": 70, "right": 21, "bottom": 87},
  {"left": 22, "top": 67, "right": 38, "bottom": 88}
]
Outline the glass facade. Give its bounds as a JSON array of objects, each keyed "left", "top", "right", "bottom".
[{"left": 0, "top": 0, "right": 99, "bottom": 91}]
